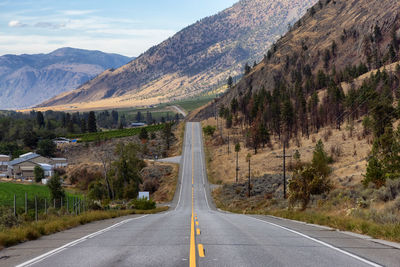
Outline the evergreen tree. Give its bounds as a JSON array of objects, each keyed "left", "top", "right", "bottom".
[
  {"left": 34, "top": 166, "right": 44, "bottom": 183},
  {"left": 36, "top": 111, "right": 45, "bottom": 128},
  {"left": 47, "top": 173, "right": 65, "bottom": 201},
  {"left": 87, "top": 111, "right": 97, "bottom": 133},
  {"left": 139, "top": 127, "right": 149, "bottom": 140},
  {"left": 163, "top": 123, "right": 173, "bottom": 150},
  {"left": 37, "top": 139, "right": 56, "bottom": 157},
  {"left": 23, "top": 130, "right": 38, "bottom": 148},
  {"left": 146, "top": 111, "right": 153, "bottom": 125},
  {"left": 136, "top": 111, "right": 143, "bottom": 122},
  {"left": 227, "top": 76, "right": 233, "bottom": 89},
  {"left": 111, "top": 110, "right": 119, "bottom": 126},
  {"left": 80, "top": 118, "right": 87, "bottom": 133},
  {"left": 244, "top": 63, "right": 251, "bottom": 75}
]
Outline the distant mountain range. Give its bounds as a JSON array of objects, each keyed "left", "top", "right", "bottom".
[
  {"left": 0, "top": 47, "right": 132, "bottom": 109},
  {"left": 39, "top": 0, "right": 317, "bottom": 111}
]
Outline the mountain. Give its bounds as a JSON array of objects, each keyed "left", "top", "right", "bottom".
[
  {"left": 194, "top": 0, "right": 400, "bottom": 119},
  {"left": 40, "top": 0, "right": 317, "bottom": 110},
  {"left": 0, "top": 48, "right": 131, "bottom": 109}
]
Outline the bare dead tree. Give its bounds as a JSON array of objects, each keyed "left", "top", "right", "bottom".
[{"left": 94, "top": 143, "right": 115, "bottom": 200}]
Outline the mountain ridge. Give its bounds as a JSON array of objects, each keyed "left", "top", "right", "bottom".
[
  {"left": 40, "top": 0, "right": 318, "bottom": 110},
  {"left": 0, "top": 48, "right": 132, "bottom": 109},
  {"left": 194, "top": 0, "right": 400, "bottom": 119}
]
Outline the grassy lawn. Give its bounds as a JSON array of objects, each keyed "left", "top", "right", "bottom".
[
  {"left": 0, "top": 182, "right": 82, "bottom": 209},
  {"left": 67, "top": 124, "right": 165, "bottom": 142}
]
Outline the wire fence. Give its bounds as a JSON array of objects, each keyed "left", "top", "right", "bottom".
[{"left": 2, "top": 193, "right": 87, "bottom": 221}]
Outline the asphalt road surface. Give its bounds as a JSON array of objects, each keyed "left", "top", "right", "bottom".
[{"left": 3, "top": 122, "right": 400, "bottom": 267}]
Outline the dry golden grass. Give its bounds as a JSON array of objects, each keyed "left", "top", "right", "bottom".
[
  {"left": 0, "top": 207, "right": 168, "bottom": 250},
  {"left": 169, "top": 122, "right": 185, "bottom": 157},
  {"left": 150, "top": 162, "right": 179, "bottom": 203},
  {"left": 202, "top": 117, "right": 371, "bottom": 187}
]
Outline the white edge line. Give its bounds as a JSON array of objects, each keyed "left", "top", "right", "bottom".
[
  {"left": 249, "top": 216, "right": 382, "bottom": 267},
  {"left": 198, "top": 123, "right": 210, "bottom": 210},
  {"left": 16, "top": 215, "right": 149, "bottom": 267},
  {"left": 175, "top": 123, "right": 188, "bottom": 211}
]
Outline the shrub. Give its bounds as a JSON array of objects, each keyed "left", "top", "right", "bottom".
[
  {"left": 47, "top": 173, "right": 65, "bottom": 202},
  {"left": 289, "top": 165, "right": 332, "bottom": 210},
  {"left": 0, "top": 207, "right": 20, "bottom": 230},
  {"left": 203, "top": 125, "right": 216, "bottom": 136},
  {"left": 130, "top": 198, "right": 156, "bottom": 210},
  {"left": 34, "top": 166, "right": 45, "bottom": 183},
  {"left": 142, "top": 179, "right": 160, "bottom": 194},
  {"left": 374, "top": 179, "right": 400, "bottom": 202}
]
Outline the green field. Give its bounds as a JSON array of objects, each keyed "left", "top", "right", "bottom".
[
  {"left": 169, "top": 96, "right": 215, "bottom": 112},
  {"left": 68, "top": 124, "right": 165, "bottom": 142},
  {"left": 100, "top": 95, "right": 215, "bottom": 119},
  {"left": 0, "top": 182, "right": 82, "bottom": 208}
]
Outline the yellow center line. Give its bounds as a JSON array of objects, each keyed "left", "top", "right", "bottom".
[
  {"left": 196, "top": 228, "right": 201, "bottom": 235},
  {"left": 198, "top": 244, "right": 205, "bottom": 258},
  {"left": 190, "top": 124, "right": 196, "bottom": 267}
]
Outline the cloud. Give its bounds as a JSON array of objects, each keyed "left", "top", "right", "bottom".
[
  {"left": 62, "top": 10, "right": 96, "bottom": 16},
  {"left": 87, "top": 28, "right": 175, "bottom": 37},
  {"left": 0, "top": 32, "right": 175, "bottom": 57},
  {"left": 8, "top": 20, "right": 27, "bottom": 27},
  {"left": 34, "top": 22, "right": 65, "bottom": 29},
  {"left": 8, "top": 20, "right": 65, "bottom": 29}
]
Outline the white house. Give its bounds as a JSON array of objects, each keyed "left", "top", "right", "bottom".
[{"left": 51, "top": 158, "right": 68, "bottom": 168}]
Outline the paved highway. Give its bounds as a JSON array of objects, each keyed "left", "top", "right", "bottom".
[{"left": 3, "top": 122, "right": 400, "bottom": 266}]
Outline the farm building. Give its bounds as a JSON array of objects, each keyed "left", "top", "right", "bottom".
[
  {"left": 51, "top": 158, "right": 68, "bottom": 168},
  {"left": 7, "top": 153, "right": 67, "bottom": 179},
  {"left": 0, "top": 154, "right": 10, "bottom": 176}
]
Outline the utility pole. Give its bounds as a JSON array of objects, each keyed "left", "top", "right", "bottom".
[
  {"left": 235, "top": 143, "right": 241, "bottom": 183},
  {"left": 246, "top": 154, "right": 251, "bottom": 197},
  {"left": 276, "top": 141, "right": 292, "bottom": 199},
  {"left": 227, "top": 135, "right": 230, "bottom": 155}
]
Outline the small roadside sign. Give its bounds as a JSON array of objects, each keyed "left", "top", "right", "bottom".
[{"left": 138, "top": 192, "right": 150, "bottom": 200}]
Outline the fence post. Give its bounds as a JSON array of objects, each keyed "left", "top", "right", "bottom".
[
  {"left": 45, "top": 198, "right": 47, "bottom": 215},
  {"left": 35, "top": 195, "right": 38, "bottom": 222},
  {"left": 67, "top": 197, "right": 69, "bottom": 214},
  {"left": 25, "top": 192, "right": 27, "bottom": 214},
  {"left": 13, "top": 194, "right": 16, "bottom": 217},
  {"left": 53, "top": 198, "right": 56, "bottom": 209},
  {"left": 61, "top": 198, "right": 63, "bottom": 210},
  {"left": 78, "top": 198, "right": 81, "bottom": 214}
]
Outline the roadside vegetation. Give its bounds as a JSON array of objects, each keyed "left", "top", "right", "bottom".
[
  {"left": 203, "top": 62, "right": 400, "bottom": 242},
  {"left": 68, "top": 124, "right": 165, "bottom": 142},
  {"left": 0, "top": 110, "right": 180, "bottom": 249},
  {"left": 0, "top": 207, "right": 168, "bottom": 250}
]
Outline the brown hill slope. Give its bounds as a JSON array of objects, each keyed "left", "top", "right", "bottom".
[
  {"left": 39, "top": 0, "right": 317, "bottom": 110},
  {"left": 196, "top": 0, "right": 400, "bottom": 118}
]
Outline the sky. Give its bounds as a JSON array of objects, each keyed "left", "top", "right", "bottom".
[{"left": 0, "top": 0, "right": 238, "bottom": 57}]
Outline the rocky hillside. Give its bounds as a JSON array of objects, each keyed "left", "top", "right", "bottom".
[
  {"left": 0, "top": 48, "right": 131, "bottom": 109},
  {"left": 40, "top": 0, "right": 317, "bottom": 109},
  {"left": 196, "top": 0, "right": 400, "bottom": 118}
]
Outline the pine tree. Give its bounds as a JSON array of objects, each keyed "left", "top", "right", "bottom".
[
  {"left": 227, "top": 76, "right": 233, "bottom": 89},
  {"left": 80, "top": 118, "right": 87, "bottom": 133},
  {"left": 87, "top": 111, "right": 97, "bottom": 133},
  {"left": 36, "top": 111, "right": 45, "bottom": 128}
]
